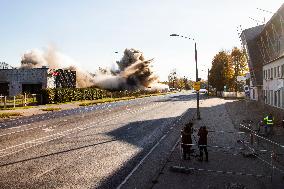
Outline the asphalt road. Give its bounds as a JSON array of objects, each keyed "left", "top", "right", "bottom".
[{"left": 0, "top": 91, "right": 198, "bottom": 189}]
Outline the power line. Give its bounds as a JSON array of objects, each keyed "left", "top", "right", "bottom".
[{"left": 257, "top": 8, "right": 273, "bottom": 14}]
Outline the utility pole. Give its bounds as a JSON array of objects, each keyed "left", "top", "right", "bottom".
[
  {"left": 195, "top": 43, "right": 201, "bottom": 120},
  {"left": 207, "top": 68, "right": 209, "bottom": 93},
  {"left": 170, "top": 33, "right": 201, "bottom": 119}
]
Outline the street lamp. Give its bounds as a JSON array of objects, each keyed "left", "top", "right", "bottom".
[{"left": 170, "top": 33, "right": 201, "bottom": 120}]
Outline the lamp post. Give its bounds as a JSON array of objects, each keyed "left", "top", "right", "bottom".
[{"left": 170, "top": 34, "right": 201, "bottom": 119}]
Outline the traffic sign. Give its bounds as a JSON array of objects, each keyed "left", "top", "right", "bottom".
[{"left": 193, "top": 82, "right": 200, "bottom": 91}]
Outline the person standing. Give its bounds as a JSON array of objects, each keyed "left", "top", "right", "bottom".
[
  {"left": 263, "top": 113, "right": 274, "bottom": 136},
  {"left": 198, "top": 126, "right": 208, "bottom": 162},
  {"left": 181, "top": 122, "right": 193, "bottom": 160}
]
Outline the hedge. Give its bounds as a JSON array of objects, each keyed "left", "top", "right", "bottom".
[{"left": 39, "top": 88, "right": 159, "bottom": 104}]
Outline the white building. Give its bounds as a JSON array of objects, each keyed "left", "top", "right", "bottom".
[
  {"left": 263, "top": 57, "right": 284, "bottom": 109},
  {"left": 242, "top": 3, "right": 284, "bottom": 112}
]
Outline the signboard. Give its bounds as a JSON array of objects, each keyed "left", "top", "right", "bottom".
[{"left": 193, "top": 82, "right": 200, "bottom": 91}]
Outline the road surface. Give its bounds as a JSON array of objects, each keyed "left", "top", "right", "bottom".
[{"left": 0, "top": 91, "right": 198, "bottom": 189}]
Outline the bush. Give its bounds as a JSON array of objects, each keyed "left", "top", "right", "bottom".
[
  {"left": 40, "top": 88, "right": 166, "bottom": 104},
  {"left": 0, "top": 112, "right": 22, "bottom": 118},
  {"left": 40, "top": 107, "right": 62, "bottom": 111},
  {"left": 40, "top": 88, "right": 107, "bottom": 104}
]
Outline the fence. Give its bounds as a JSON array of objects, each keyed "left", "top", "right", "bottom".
[
  {"left": 0, "top": 93, "right": 38, "bottom": 109},
  {"left": 178, "top": 125, "right": 284, "bottom": 181},
  {"left": 239, "top": 122, "right": 284, "bottom": 181}
]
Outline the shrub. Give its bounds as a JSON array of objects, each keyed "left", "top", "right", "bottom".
[{"left": 0, "top": 112, "right": 22, "bottom": 118}]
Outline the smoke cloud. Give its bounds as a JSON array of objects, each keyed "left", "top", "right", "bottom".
[
  {"left": 21, "top": 46, "right": 94, "bottom": 88},
  {"left": 21, "top": 47, "right": 169, "bottom": 91}
]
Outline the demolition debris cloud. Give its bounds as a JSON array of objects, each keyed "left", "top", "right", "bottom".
[
  {"left": 21, "top": 46, "right": 94, "bottom": 88},
  {"left": 20, "top": 47, "right": 169, "bottom": 91}
]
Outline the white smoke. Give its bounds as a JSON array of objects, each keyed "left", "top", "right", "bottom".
[
  {"left": 21, "top": 47, "right": 169, "bottom": 91},
  {"left": 21, "top": 46, "right": 94, "bottom": 88}
]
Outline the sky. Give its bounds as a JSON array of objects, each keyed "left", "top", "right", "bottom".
[{"left": 0, "top": 0, "right": 283, "bottom": 81}]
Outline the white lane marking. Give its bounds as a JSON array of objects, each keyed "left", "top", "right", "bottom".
[
  {"left": 117, "top": 134, "right": 167, "bottom": 189},
  {"left": 0, "top": 102, "right": 162, "bottom": 158},
  {"left": 0, "top": 102, "right": 157, "bottom": 138}
]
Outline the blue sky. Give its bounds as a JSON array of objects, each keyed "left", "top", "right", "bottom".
[{"left": 0, "top": 0, "right": 283, "bottom": 81}]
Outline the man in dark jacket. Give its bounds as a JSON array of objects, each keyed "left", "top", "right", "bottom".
[
  {"left": 181, "top": 122, "right": 193, "bottom": 160},
  {"left": 198, "top": 126, "right": 208, "bottom": 161}
]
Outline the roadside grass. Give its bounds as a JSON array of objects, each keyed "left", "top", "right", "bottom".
[
  {"left": 78, "top": 92, "right": 171, "bottom": 107},
  {"left": 40, "top": 107, "right": 62, "bottom": 112},
  {"left": 0, "top": 112, "right": 22, "bottom": 118},
  {"left": 79, "top": 97, "right": 136, "bottom": 106},
  {"left": 0, "top": 106, "right": 35, "bottom": 110}
]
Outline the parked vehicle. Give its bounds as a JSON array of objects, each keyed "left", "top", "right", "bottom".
[{"left": 199, "top": 89, "right": 208, "bottom": 94}]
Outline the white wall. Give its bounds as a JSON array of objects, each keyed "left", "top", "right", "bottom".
[{"left": 263, "top": 57, "right": 284, "bottom": 109}]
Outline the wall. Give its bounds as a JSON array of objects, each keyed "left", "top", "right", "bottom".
[
  {"left": 222, "top": 92, "right": 245, "bottom": 98},
  {"left": 0, "top": 68, "right": 48, "bottom": 96},
  {"left": 263, "top": 57, "right": 284, "bottom": 109}
]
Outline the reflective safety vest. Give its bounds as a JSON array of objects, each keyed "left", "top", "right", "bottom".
[{"left": 264, "top": 116, "right": 274, "bottom": 125}]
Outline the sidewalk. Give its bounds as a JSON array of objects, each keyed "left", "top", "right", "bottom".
[{"left": 151, "top": 98, "right": 284, "bottom": 189}]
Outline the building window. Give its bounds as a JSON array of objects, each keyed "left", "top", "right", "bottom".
[
  {"left": 265, "top": 70, "right": 268, "bottom": 79},
  {"left": 282, "top": 65, "right": 284, "bottom": 78},
  {"left": 271, "top": 68, "right": 273, "bottom": 79},
  {"left": 270, "top": 90, "right": 273, "bottom": 106},
  {"left": 263, "top": 70, "right": 265, "bottom": 80},
  {"left": 278, "top": 66, "right": 280, "bottom": 78},
  {"left": 267, "top": 90, "right": 270, "bottom": 104},
  {"left": 266, "top": 90, "right": 268, "bottom": 103},
  {"left": 274, "top": 91, "right": 277, "bottom": 106},
  {"left": 274, "top": 67, "right": 277, "bottom": 78},
  {"left": 278, "top": 90, "right": 281, "bottom": 107},
  {"left": 282, "top": 89, "right": 284, "bottom": 108},
  {"left": 268, "top": 69, "right": 271, "bottom": 79}
]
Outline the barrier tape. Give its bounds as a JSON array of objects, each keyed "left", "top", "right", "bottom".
[
  {"left": 239, "top": 124, "right": 284, "bottom": 148},
  {"left": 239, "top": 140, "right": 284, "bottom": 174},
  {"left": 170, "top": 166, "right": 271, "bottom": 178},
  {"left": 181, "top": 143, "right": 244, "bottom": 150}
]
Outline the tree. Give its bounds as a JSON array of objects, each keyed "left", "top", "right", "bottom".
[
  {"left": 231, "top": 47, "right": 248, "bottom": 91},
  {"left": 209, "top": 51, "right": 233, "bottom": 91},
  {"left": 209, "top": 48, "right": 247, "bottom": 92},
  {"left": 168, "top": 69, "right": 177, "bottom": 89}
]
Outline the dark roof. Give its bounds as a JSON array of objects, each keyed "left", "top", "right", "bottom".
[
  {"left": 256, "top": 3, "right": 284, "bottom": 64},
  {"left": 241, "top": 25, "right": 265, "bottom": 86},
  {"left": 240, "top": 3, "right": 284, "bottom": 86}
]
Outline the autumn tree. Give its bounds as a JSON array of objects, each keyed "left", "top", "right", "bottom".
[
  {"left": 209, "top": 48, "right": 248, "bottom": 92},
  {"left": 231, "top": 47, "right": 248, "bottom": 91},
  {"left": 168, "top": 69, "right": 177, "bottom": 89},
  {"left": 209, "top": 50, "right": 233, "bottom": 91}
]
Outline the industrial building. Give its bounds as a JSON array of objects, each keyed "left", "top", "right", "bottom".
[
  {"left": 0, "top": 63, "right": 76, "bottom": 96},
  {"left": 241, "top": 3, "right": 284, "bottom": 110}
]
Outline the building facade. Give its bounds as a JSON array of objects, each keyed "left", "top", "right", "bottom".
[
  {"left": 259, "top": 4, "right": 284, "bottom": 110},
  {"left": 0, "top": 66, "right": 76, "bottom": 96},
  {"left": 0, "top": 67, "right": 49, "bottom": 96},
  {"left": 242, "top": 3, "right": 284, "bottom": 111}
]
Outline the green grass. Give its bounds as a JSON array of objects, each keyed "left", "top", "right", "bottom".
[
  {"left": 78, "top": 93, "right": 172, "bottom": 107},
  {"left": 0, "top": 112, "right": 22, "bottom": 118},
  {"left": 40, "top": 107, "right": 62, "bottom": 111},
  {"left": 78, "top": 97, "right": 138, "bottom": 106},
  {"left": 0, "top": 106, "right": 35, "bottom": 110}
]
